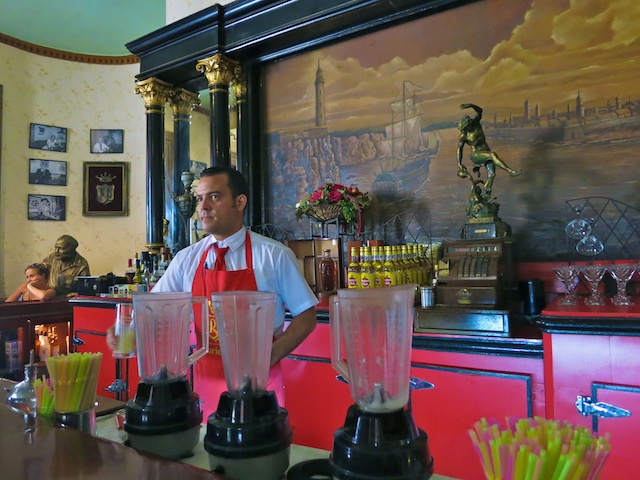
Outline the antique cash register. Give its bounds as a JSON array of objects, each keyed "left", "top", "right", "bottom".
[
  {"left": 415, "top": 238, "right": 517, "bottom": 336},
  {"left": 435, "top": 238, "right": 513, "bottom": 308}
]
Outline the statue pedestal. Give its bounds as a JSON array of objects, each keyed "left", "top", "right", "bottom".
[{"left": 462, "top": 217, "right": 511, "bottom": 239}]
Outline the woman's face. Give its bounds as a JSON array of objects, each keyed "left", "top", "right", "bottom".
[{"left": 25, "top": 268, "right": 46, "bottom": 285}]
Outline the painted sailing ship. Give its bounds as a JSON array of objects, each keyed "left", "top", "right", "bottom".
[{"left": 373, "top": 81, "right": 441, "bottom": 200}]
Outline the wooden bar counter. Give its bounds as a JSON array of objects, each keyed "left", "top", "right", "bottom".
[{"left": 0, "top": 404, "right": 228, "bottom": 480}]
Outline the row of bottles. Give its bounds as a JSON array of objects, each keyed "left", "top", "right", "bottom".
[
  {"left": 347, "top": 244, "right": 435, "bottom": 289},
  {"left": 34, "top": 325, "right": 61, "bottom": 362},
  {"left": 125, "top": 248, "right": 172, "bottom": 289}
]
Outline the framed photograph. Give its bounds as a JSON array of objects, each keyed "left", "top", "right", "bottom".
[
  {"left": 83, "top": 161, "right": 129, "bottom": 216},
  {"left": 29, "top": 159, "right": 67, "bottom": 186},
  {"left": 29, "top": 123, "right": 67, "bottom": 152},
  {"left": 28, "top": 194, "right": 66, "bottom": 221},
  {"left": 90, "top": 129, "right": 124, "bottom": 153}
]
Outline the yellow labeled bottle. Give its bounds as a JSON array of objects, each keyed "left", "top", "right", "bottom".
[
  {"left": 372, "top": 245, "right": 384, "bottom": 288},
  {"left": 359, "top": 246, "right": 374, "bottom": 289},
  {"left": 347, "top": 247, "right": 361, "bottom": 289},
  {"left": 383, "top": 246, "right": 397, "bottom": 287}
]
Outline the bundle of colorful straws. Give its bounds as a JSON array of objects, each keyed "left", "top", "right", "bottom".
[
  {"left": 45, "top": 352, "right": 103, "bottom": 413},
  {"left": 469, "top": 417, "right": 611, "bottom": 480},
  {"left": 34, "top": 376, "right": 55, "bottom": 418}
]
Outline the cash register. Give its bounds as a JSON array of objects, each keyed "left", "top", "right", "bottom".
[{"left": 415, "top": 238, "right": 518, "bottom": 336}]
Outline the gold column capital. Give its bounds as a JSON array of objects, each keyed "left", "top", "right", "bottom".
[
  {"left": 169, "top": 88, "right": 201, "bottom": 118},
  {"left": 196, "top": 53, "right": 241, "bottom": 90},
  {"left": 231, "top": 78, "right": 247, "bottom": 102},
  {"left": 134, "top": 77, "right": 173, "bottom": 113}
]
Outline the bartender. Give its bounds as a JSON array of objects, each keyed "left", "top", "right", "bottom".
[{"left": 120, "top": 166, "right": 318, "bottom": 419}]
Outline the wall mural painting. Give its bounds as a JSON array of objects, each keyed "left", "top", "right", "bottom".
[{"left": 265, "top": 0, "right": 640, "bottom": 261}]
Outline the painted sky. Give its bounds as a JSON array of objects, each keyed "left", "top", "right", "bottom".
[{"left": 265, "top": 0, "right": 640, "bottom": 133}]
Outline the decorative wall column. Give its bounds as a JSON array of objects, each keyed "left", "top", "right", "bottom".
[
  {"left": 196, "top": 53, "right": 241, "bottom": 167},
  {"left": 169, "top": 88, "right": 201, "bottom": 253},
  {"left": 134, "top": 77, "right": 172, "bottom": 254}
]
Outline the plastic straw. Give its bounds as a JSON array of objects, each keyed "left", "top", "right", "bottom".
[
  {"left": 46, "top": 352, "right": 103, "bottom": 413},
  {"left": 469, "top": 417, "right": 611, "bottom": 480}
]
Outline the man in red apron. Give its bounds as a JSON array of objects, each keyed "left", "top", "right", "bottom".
[{"left": 141, "top": 166, "right": 318, "bottom": 420}]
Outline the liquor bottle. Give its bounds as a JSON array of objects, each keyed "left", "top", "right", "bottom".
[
  {"left": 141, "top": 260, "right": 152, "bottom": 287},
  {"left": 38, "top": 331, "right": 50, "bottom": 362},
  {"left": 49, "top": 326, "right": 60, "bottom": 357},
  {"left": 372, "top": 245, "right": 384, "bottom": 288},
  {"left": 125, "top": 258, "right": 136, "bottom": 284},
  {"left": 383, "top": 246, "right": 397, "bottom": 287},
  {"left": 359, "top": 246, "right": 374, "bottom": 289},
  {"left": 347, "top": 247, "right": 361, "bottom": 289},
  {"left": 132, "top": 257, "right": 143, "bottom": 284},
  {"left": 319, "top": 249, "right": 337, "bottom": 294},
  {"left": 401, "top": 245, "right": 416, "bottom": 285}
]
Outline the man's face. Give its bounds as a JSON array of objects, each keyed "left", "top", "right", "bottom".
[
  {"left": 195, "top": 174, "right": 246, "bottom": 239},
  {"left": 54, "top": 240, "right": 75, "bottom": 261}
]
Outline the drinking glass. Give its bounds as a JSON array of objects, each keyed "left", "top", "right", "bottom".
[
  {"left": 553, "top": 266, "right": 580, "bottom": 305},
  {"left": 609, "top": 264, "right": 636, "bottom": 306},
  {"left": 581, "top": 265, "right": 607, "bottom": 306},
  {"left": 565, "top": 205, "right": 591, "bottom": 240}
]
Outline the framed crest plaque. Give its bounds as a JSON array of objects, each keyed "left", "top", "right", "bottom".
[{"left": 83, "top": 162, "right": 129, "bottom": 216}]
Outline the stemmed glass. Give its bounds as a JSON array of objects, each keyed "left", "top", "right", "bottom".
[
  {"left": 609, "top": 264, "right": 637, "bottom": 306},
  {"left": 565, "top": 205, "right": 591, "bottom": 240},
  {"left": 553, "top": 266, "right": 580, "bottom": 305},
  {"left": 581, "top": 265, "right": 607, "bottom": 306}
]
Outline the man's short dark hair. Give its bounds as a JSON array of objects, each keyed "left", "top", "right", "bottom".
[{"left": 200, "top": 166, "right": 248, "bottom": 200}]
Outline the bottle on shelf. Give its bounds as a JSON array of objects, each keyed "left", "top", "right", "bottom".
[
  {"left": 132, "top": 256, "right": 143, "bottom": 284},
  {"left": 347, "top": 247, "right": 361, "bottom": 289},
  {"left": 372, "top": 245, "right": 384, "bottom": 288},
  {"left": 318, "top": 249, "right": 338, "bottom": 296},
  {"left": 141, "top": 260, "right": 152, "bottom": 287},
  {"left": 383, "top": 246, "right": 398, "bottom": 287},
  {"left": 38, "top": 330, "right": 50, "bottom": 362},
  {"left": 359, "top": 246, "right": 374, "bottom": 289},
  {"left": 125, "top": 258, "right": 136, "bottom": 284},
  {"left": 49, "top": 326, "right": 60, "bottom": 357}
]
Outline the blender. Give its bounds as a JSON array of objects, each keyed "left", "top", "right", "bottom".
[
  {"left": 124, "top": 292, "right": 209, "bottom": 459},
  {"left": 329, "top": 284, "right": 433, "bottom": 479},
  {"left": 204, "top": 291, "right": 293, "bottom": 480}
]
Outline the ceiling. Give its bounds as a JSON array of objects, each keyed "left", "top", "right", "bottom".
[{"left": 0, "top": 0, "right": 166, "bottom": 56}]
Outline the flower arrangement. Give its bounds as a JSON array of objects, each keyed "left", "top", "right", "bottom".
[{"left": 295, "top": 182, "right": 371, "bottom": 232}]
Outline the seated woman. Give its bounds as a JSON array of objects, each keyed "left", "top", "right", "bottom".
[{"left": 5, "top": 263, "right": 57, "bottom": 302}]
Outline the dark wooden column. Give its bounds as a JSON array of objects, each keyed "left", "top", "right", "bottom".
[
  {"left": 196, "top": 53, "right": 240, "bottom": 167},
  {"left": 169, "top": 89, "right": 201, "bottom": 253},
  {"left": 134, "top": 77, "right": 172, "bottom": 254}
]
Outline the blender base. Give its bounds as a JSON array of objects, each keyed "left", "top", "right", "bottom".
[
  {"left": 209, "top": 447, "right": 290, "bottom": 480},
  {"left": 126, "top": 424, "right": 201, "bottom": 459},
  {"left": 330, "top": 404, "right": 433, "bottom": 480}
]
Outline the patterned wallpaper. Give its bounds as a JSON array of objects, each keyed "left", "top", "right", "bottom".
[{"left": 0, "top": 43, "right": 149, "bottom": 296}]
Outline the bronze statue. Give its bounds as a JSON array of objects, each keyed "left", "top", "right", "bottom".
[
  {"left": 42, "top": 235, "right": 90, "bottom": 296},
  {"left": 457, "top": 103, "right": 521, "bottom": 197}
]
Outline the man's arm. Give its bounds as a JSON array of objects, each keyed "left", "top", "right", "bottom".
[
  {"left": 460, "top": 103, "right": 482, "bottom": 121},
  {"left": 270, "top": 307, "right": 317, "bottom": 366}
]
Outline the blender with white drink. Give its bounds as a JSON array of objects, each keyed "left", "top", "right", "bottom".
[
  {"left": 124, "top": 292, "right": 208, "bottom": 459},
  {"left": 329, "top": 284, "right": 433, "bottom": 480}
]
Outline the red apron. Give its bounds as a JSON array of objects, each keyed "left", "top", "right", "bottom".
[{"left": 191, "top": 231, "right": 284, "bottom": 421}]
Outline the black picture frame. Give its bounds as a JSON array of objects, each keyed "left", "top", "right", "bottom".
[
  {"left": 28, "top": 158, "right": 67, "bottom": 186},
  {"left": 28, "top": 194, "right": 66, "bottom": 221},
  {"left": 83, "top": 161, "right": 129, "bottom": 216},
  {"left": 29, "top": 123, "right": 68, "bottom": 152},
  {"left": 90, "top": 129, "right": 124, "bottom": 153}
]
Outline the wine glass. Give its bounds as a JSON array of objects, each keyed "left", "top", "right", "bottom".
[
  {"left": 576, "top": 232, "right": 604, "bottom": 257},
  {"left": 609, "top": 264, "right": 637, "bottom": 306},
  {"left": 581, "top": 265, "right": 607, "bottom": 306},
  {"left": 565, "top": 205, "right": 591, "bottom": 240},
  {"left": 553, "top": 266, "right": 580, "bottom": 305}
]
